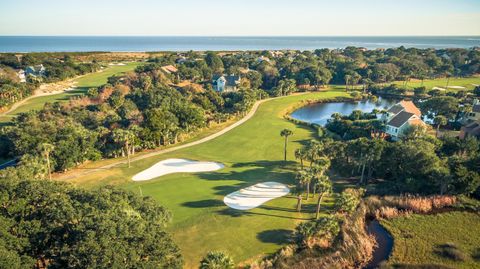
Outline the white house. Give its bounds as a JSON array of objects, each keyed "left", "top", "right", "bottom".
[
  {"left": 212, "top": 74, "right": 240, "bottom": 92},
  {"left": 17, "top": 70, "right": 26, "bottom": 83},
  {"left": 25, "top": 64, "right": 46, "bottom": 77},
  {"left": 384, "top": 100, "right": 425, "bottom": 140}
]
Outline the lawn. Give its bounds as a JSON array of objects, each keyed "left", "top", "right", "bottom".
[
  {"left": 381, "top": 211, "right": 480, "bottom": 269},
  {"left": 62, "top": 90, "right": 349, "bottom": 268},
  {"left": 395, "top": 76, "right": 480, "bottom": 92},
  {"left": 0, "top": 62, "right": 142, "bottom": 123}
]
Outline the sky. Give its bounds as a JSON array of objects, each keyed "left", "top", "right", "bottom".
[{"left": 0, "top": 0, "right": 479, "bottom": 36}]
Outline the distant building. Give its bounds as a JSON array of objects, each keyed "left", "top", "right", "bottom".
[
  {"left": 17, "top": 70, "right": 26, "bottom": 83},
  {"left": 176, "top": 56, "right": 187, "bottom": 64},
  {"left": 160, "top": 65, "right": 178, "bottom": 74},
  {"left": 25, "top": 64, "right": 46, "bottom": 77},
  {"left": 384, "top": 100, "right": 425, "bottom": 140},
  {"left": 459, "top": 121, "right": 480, "bottom": 139},
  {"left": 212, "top": 74, "right": 240, "bottom": 92},
  {"left": 465, "top": 99, "right": 480, "bottom": 123}
]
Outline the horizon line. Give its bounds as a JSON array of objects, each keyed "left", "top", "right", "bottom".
[{"left": 1, "top": 35, "right": 480, "bottom": 37}]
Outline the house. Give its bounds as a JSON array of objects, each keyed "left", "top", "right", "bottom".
[
  {"left": 212, "top": 74, "right": 240, "bottom": 92},
  {"left": 160, "top": 65, "right": 178, "bottom": 74},
  {"left": 25, "top": 64, "right": 46, "bottom": 77},
  {"left": 465, "top": 99, "right": 480, "bottom": 123},
  {"left": 384, "top": 100, "right": 425, "bottom": 140},
  {"left": 459, "top": 121, "right": 480, "bottom": 139},
  {"left": 17, "top": 70, "right": 26, "bottom": 82},
  {"left": 384, "top": 100, "right": 422, "bottom": 120}
]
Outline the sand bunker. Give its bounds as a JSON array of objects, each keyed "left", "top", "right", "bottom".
[
  {"left": 132, "top": 158, "right": 224, "bottom": 181},
  {"left": 432, "top": 87, "right": 446, "bottom": 91},
  {"left": 447, "top": 86, "right": 466, "bottom": 89},
  {"left": 223, "top": 182, "right": 290, "bottom": 210}
]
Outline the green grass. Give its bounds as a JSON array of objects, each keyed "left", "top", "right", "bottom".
[
  {"left": 381, "top": 211, "right": 480, "bottom": 269},
  {"left": 0, "top": 62, "right": 142, "bottom": 123},
  {"left": 64, "top": 90, "right": 349, "bottom": 268},
  {"left": 394, "top": 77, "right": 480, "bottom": 92}
]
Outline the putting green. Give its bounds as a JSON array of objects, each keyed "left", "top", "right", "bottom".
[{"left": 62, "top": 90, "right": 349, "bottom": 268}]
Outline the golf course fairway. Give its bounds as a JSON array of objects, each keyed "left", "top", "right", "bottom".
[{"left": 61, "top": 90, "right": 349, "bottom": 267}]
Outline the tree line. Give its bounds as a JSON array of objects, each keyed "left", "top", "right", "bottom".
[
  {"left": 155, "top": 47, "right": 479, "bottom": 94},
  {"left": 0, "top": 62, "right": 262, "bottom": 174}
]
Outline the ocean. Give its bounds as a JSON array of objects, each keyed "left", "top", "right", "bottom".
[{"left": 0, "top": 36, "right": 479, "bottom": 52}]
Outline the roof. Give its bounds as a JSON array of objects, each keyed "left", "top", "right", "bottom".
[
  {"left": 225, "top": 75, "right": 240, "bottom": 86},
  {"left": 473, "top": 104, "right": 480, "bottom": 113},
  {"left": 399, "top": 100, "right": 422, "bottom": 117},
  {"left": 387, "top": 111, "right": 416, "bottom": 128},
  {"left": 462, "top": 121, "right": 480, "bottom": 137},
  {"left": 212, "top": 74, "right": 240, "bottom": 87},
  {"left": 408, "top": 118, "right": 425, "bottom": 126},
  {"left": 160, "top": 65, "right": 178, "bottom": 74},
  {"left": 387, "top": 104, "right": 404, "bottom": 115}
]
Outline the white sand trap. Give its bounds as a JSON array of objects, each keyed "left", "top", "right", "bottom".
[
  {"left": 432, "top": 87, "right": 446, "bottom": 91},
  {"left": 132, "top": 158, "right": 224, "bottom": 181},
  {"left": 223, "top": 182, "right": 290, "bottom": 210},
  {"left": 447, "top": 86, "right": 466, "bottom": 89}
]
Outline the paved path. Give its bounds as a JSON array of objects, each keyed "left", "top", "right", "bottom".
[{"left": 56, "top": 93, "right": 304, "bottom": 180}]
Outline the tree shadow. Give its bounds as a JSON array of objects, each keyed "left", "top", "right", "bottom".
[
  {"left": 257, "top": 229, "right": 293, "bottom": 245},
  {"left": 216, "top": 208, "right": 311, "bottom": 220},
  {"left": 197, "top": 160, "right": 297, "bottom": 197},
  {"left": 181, "top": 199, "right": 224, "bottom": 208}
]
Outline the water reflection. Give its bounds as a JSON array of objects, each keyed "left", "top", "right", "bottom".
[{"left": 291, "top": 98, "right": 397, "bottom": 126}]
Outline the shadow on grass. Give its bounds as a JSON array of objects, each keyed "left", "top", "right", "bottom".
[
  {"left": 216, "top": 208, "right": 311, "bottom": 220},
  {"left": 197, "top": 160, "right": 296, "bottom": 197},
  {"left": 181, "top": 199, "right": 224, "bottom": 208},
  {"left": 257, "top": 229, "right": 293, "bottom": 245}
]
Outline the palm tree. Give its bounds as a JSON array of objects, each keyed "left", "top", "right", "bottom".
[
  {"left": 42, "top": 143, "right": 54, "bottom": 180},
  {"left": 434, "top": 115, "right": 448, "bottom": 138},
  {"left": 294, "top": 148, "right": 308, "bottom": 169},
  {"left": 113, "top": 129, "right": 136, "bottom": 168},
  {"left": 200, "top": 251, "right": 234, "bottom": 269},
  {"left": 280, "top": 129, "right": 293, "bottom": 161},
  {"left": 311, "top": 158, "right": 332, "bottom": 219},
  {"left": 306, "top": 141, "right": 322, "bottom": 168},
  {"left": 296, "top": 169, "right": 311, "bottom": 200}
]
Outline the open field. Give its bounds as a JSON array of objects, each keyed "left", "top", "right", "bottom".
[
  {"left": 381, "top": 211, "right": 480, "bottom": 269},
  {"left": 395, "top": 76, "right": 480, "bottom": 92},
  {"left": 60, "top": 90, "right": 349, "bottom": 267},
  {"left": 0, "top": 62, "right": 142, "bottom": 123}
]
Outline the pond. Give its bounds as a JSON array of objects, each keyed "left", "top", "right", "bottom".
[{"left": 290, "top": 97, "right": 398, "bottom": 126}]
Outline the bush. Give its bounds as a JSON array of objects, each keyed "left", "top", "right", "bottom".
[
  {"left": 294, "top": 216, "right": 340, "bottom": 249},
  {"left": 200, "top": 251, "right": 235, "bottom": 269},
  {"left": 336, "top": 188, "right": 365, "bottom": 214}
]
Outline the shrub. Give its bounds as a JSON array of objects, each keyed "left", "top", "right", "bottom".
[
  {"left": 336, "top": 188, "right": 365, "bottom": 214},
  {"left": 375, "top": 206, "right": 403, "bottom": 219},
  {"left": 294, "top": 216, "right": 340, "bottom": 249},
  {"left": 200, "top": 251, "right": 235, "bottom": 269}
]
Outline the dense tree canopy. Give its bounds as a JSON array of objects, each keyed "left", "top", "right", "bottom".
[{"left": 0, "top": 177, "right": 182, "bottom": 268}]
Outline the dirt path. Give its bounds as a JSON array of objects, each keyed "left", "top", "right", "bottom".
[{"left": 56, "top": 93, "right": 305, "bottom": 181}]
